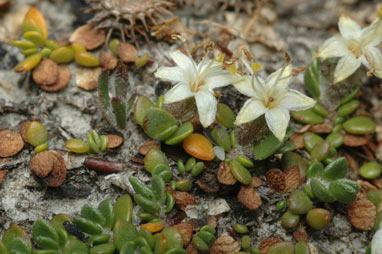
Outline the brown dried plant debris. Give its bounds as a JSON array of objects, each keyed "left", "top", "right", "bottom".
[
  {"left": 217, "top": 161, "right": 236, "bottom": 185},
  {"left": 30, "top": 151, "right": 67, "bottom": 187},
  {"left": 290, "top": 133, "right": 304, "bottom": 149},
  {"left": 139, "top": 140, "right": 161, "bottom": 155},
  {"left": 32, "top": 59, "right": 59, "bottom": 86},
  {"left": 19, "top": 120, "right": 31, "bottom": 142},
  {"left": 186, "top": 244, "right": 199, "bottom": 254},
  {"left": 150, "top": 16, "right": 195, "bottom": 43},
  {"left": 0, "top": 130, "right": 24, "bottom": 158},
  {"left": 167, "top": 187, "right": 196, "bottom": 211},
  {"left": 249, "top": 176, "right": 262, "bottom": 188},
  {"left": 69, "top": 24, "right": 106, "bottom": 50},
  {"left": 84, "top": 0, "right": 174, "bottom": 43},
  {"left": 76, "top": 67, "right": 102, "bottom": 91},
  {"left": 283, "top": 166, "right": 301, "bottom": 193},
  {"left": 344, "top": 153, "right": 358, "bottom": 173},
  {"left": 106, "top": 134, "right": 124, "bottom": 148},
  {"left": 117, "top": 42, "right": 137, "bottom": 63},
  {"left": 356, "top": 180, "right": 377, "bottom": 199},
  {"left": 343, "top": 134, "right": 369, "bottom": 147},
  {"left": 100, "top": 52, "right": 118, "bottom": 70},
  {"left": 209, "top": 236, "right": 241, "bottom": 254},
  {"left": 39, "top": 65, "right": 71, "bottom": 92},
  {"left": 309, "top": 124, "right": 333, "bottom": 133},
  {"left": 174, "top": 222, "right": 193, "bottom": 246},
  {"left": 197, "top": 178, "right": 219, "bottom": 193},
  {"left": 293, "top": 225, "right": 308, "bottom": 242},
  {"left": 348, "top": 199, "right": 376, "bottom": 231},
  {"left": 258, "top": 238, "right": 283, "bottom": 254},
  {"left": 237, "top": 185, "right": 262, "bottom": 210},
  {"left": 266, "top": 169, "right": 286, "bottom": 192},
  {"left": 0, "top": 169, "right": 7, "bottom": 185}
]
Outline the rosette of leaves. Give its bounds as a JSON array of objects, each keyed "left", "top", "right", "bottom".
[
  {"left": 306, "top": 157, "right": 360, "bottom": 204},
  {"left": 134, "top": 96, "right": 195, "bottom": 144},
  {"left": 129, "top": 175, "right": 175, "bottom": 220},
  {"left": 98, "top": 63, "right": 136, "bottom": 129}
]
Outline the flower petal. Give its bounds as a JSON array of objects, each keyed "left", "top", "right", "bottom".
[
  {"left": 371, "top": 229, "right": 382, "bottom": 254},
  {"left": 360, "top": 19, "right": 382, "bottom": 47},
  {"left": 317, "top": 37, "right": 348, "bottom": 58},
  {"left": 169, "top": 50, "right": 196, "bottom": 71},
  {"left": 234, "top": 99, "right": 266, "bottom": 125},
  {"left": 364, "top": 46, "right": 382, "bottom": 78},
  {"left": 333, "top": 54, "right": 362, "bottom": 83},
  {"left": 233, "top": 76, "right": 256, "bottom": 97},
  {"left": 279, "top": 89, "right": 316, "bottom": 111},
  {"left": 154, "top": 66, "right": 186, "bottom": 83},
  {"left": 163, "top": 83, "right": 194, "bottom": 104},
  {"left": 265, "top": 107, "right": 290, "bottom": 142},
  {"left": 266, "top": 64, "right": 292, "bottom": 89},
  {"left": 194, "top": 89, "right": 217, "bottom": 128},
  {"left": 338, "top": 15, "right": 362, "bottom": 40},
  {"left": 204, "top": 71, "right": 240, "bottom": 89}
]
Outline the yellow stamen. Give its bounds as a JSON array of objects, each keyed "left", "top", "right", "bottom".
[
  {"left": 251, "top": 62, "right": 261, "bottom": 72},
  {"left": 229, "top": 64, "right": 237, "bottom": 75},
  {"left": 217, "top": 53, "right": 224, "bottom": 62}
]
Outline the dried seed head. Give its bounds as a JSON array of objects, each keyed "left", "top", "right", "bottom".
[{"left": 84, "top": 0, "right": 174, "bottom": 43}]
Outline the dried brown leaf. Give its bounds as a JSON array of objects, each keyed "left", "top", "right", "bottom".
[
  {"left": 259, "top": 238, "right": 282, "bottom": 254},
  {"left": 0, "top": 130, "right": 24, "bottom": 158},
  {"left": 30, "top": 151, "right": 55, "bottom": 178},
  {"left": 237, "top": 186, "right": 262, "bottom": 210},
  {"left": 344, "top": 134, "right": 369, "bottom": 147},
  {"left": 139, "top": 140, "right": 160, "bottom": 155},
  {"left": 0, "top": 169, "right": 7, "bottom": 185},
  {"left": 266, "top": 168, "right": 285, "bottom": 192},
  {"left": 210, "top": 236, "right": 241, "bottom": 254},
  {"left": 106, "top": 134, "right": 123, "bottom": 148},
  {"left": 100, "top": 51, "right": 117, "bottom": 70},
  {"left": 291, "top": 133, "right": 304, "bottom": 149},
  {"left": 32, "top": 59, "right": 58, "bottom": 86},
  {"left": 118, "top": 42, "right": 137, "bottom": 63},
  {"left": 283, "top": 166, "right": 301, "bottom": 193},
  {"left": 309, "top": 124, "right": 333, "bottom": 133},
  {"left": 76, "top": 67, "right": 102, "bottom": 91},
  {"left": 69, "top": 24, "right": 105, "bottom": 50},
  {"left": 39, "top": 65, "right": 71, "bottom": 92},
  {"left": 174, "top": 222, "right": 193, "bottom": 246},
  {"left": 217, "top": 161, "right": 236, "bottom": 185},
  {"left": 250, "top": 176, "right": 262, "bottom": 188},
  {"left": 348, "top": 199, "right": 376, "bottom": 231}
]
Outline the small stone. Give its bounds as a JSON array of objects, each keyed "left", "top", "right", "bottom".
[
  {"left": 117, "top": 42, "right": 137, "bottom": 63},
  {"left": 76, "top": 67, "right": 102, "bottom": 91},
  {"left": 0, "top": 130, "right": 24, "bottom": 157},
  {"left": 32, "top": 58, "right": 58, "bottom": 85},
  {"left": 100, "top": 51, "right": 117, "bottom": 70},
  {"left": 348, "top": 199, "right": 376, "bottom": 231},
  {"left": 69, "top": 24, "right": 106, "bottom": 50}
]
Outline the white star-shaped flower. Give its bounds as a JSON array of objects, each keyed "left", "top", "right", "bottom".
[
  {"left": 234, "top": 63, "right": 316, "bottom": 141},
  {"left": 154, "top": 50, "right": 240, "bottom": 127},
  {"left": 317, "top": 14, "right": 382, "bottom": 83},
  {"left": 372, "top": 229, "right": 382, "bottom": 254}
]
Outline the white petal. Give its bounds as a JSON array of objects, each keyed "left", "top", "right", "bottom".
[
  {"left": 233, "top": 76, "right": 256, "bottom": 97},
  {"left": 338, "top": 15, "right": 362, "bottom": 40},
  {"left": 265, "top": 107, "right": 290, "bottom": 141},
  {"left": 364, "top": 46, "right": 382, "bottom": 78},
  {"left": 234, "top": 99, "right": 266, "bottom": 125},
  {"left": 279, "top": 89, "right": 316, "bottom": 111},
  {"left": 333, "top": 54, "right": 362, "bottom": 83},
  {"left": 266, "top": 64, "right": 293, "bottom": 89},
  {"left": 169, "top": 50, "right": 196, "bottom": 72},
  {"left": 194, "top": 89, "right": 217, "bottom": 128},
  {"left": 163, "top": 83, "right": 194, "bottom": 104},
  {"left": 204, "top": 71, "right": 240, "bottom": 89},
  {"left": 371, "top": 229, "right": 382, "bottom": 254},
  {"left": 154, "top": 66, "right": 186, "bottom": 83},
  {"left": 360, "top": 19, "right": 382, "bottom": 47},
  {"left": 317, "top": 37, "right": 348, "bottom": 58}
]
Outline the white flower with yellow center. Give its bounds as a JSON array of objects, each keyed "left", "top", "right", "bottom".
[
  {"left": 317, "top": 12, "right": 382, "bottom": 83},
  {"left": 234, "top": 63, "right": 316, "bottom": 141},
  {"left": 154, "top": 50, "right": 240, "bottom": 127}
]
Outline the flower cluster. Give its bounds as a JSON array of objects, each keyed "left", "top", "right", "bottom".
[{"left": 155, "top": 51, "right": 316, "bottom": 141}]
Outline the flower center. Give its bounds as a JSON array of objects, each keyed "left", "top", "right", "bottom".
[
  {"left": 347, "top": 40, "right": 362, "bottom": 58},
  {"left": 265, "top": 96, "right": 276, "bottom": 109},
  {"left": 191, "top": 80, "right": 204, "bottom": 92}
]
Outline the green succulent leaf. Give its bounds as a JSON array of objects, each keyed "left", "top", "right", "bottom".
[
  {"left": 32, "top": 220, "right": 60, "bottom": 250},
  {"left": 304, "top": 56, "right": 321, "bottom": 99},
  {"left": 329, "top": 179, "right": 359, "bottom": 204},
  {"left": 310, "top": 179, "right": 336, "bottom": 203},
  {"left": 98, "top": 199, "right": 115, "bottom": 229},
  {"left": 113, "top": 194, "right": 133, "bottom": 223},
  {"left": 143, "top": 107, "right": 178, "bottom": 140},
  {"left": 321, "top": 157, "right": 348, "bottom": 181},
  {"left": 113, "top": 221, "right": 138, "bottom": 251},
  {"left": 81, "top": 205, "right": 106, "bottom": 227},
  {"left": 62, "top": 238, "right": 88, "bottom": 254},
  {"left": 73, "top": 217, "right": 103, "bottom": 235}
]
